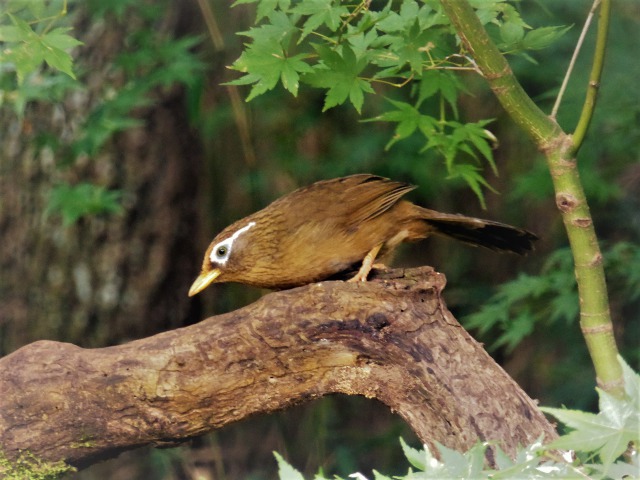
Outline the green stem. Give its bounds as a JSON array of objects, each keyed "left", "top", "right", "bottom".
[
  {"left": 440, "top": 3, "right": 560, "bottom": 145},
  {"left": 439, "top": 0, "right": 624, "bottom": 397},
  {"left": 571, "top": 0, "right": 610, "bottom": 154}
]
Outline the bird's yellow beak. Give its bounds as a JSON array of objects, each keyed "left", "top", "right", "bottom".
[{"left": 188, "top": 269, "right": 221, "bottom": 297}]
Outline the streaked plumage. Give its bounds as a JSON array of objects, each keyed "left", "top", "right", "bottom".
[{"left": 189, "top": 174, "right": 537, "bottom": 294}]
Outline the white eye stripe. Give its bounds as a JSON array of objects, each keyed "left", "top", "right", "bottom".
[{"left": 209, "top": 221, "right": 256, "bottom": 265}]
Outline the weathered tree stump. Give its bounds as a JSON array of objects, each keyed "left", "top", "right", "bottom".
[{"left": 0, "top": 267, "right": 557, "bottom": 472}]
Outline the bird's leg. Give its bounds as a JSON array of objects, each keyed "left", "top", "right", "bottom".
[{"left": 347, "top": 243, "right": 383, "bottom": 283}]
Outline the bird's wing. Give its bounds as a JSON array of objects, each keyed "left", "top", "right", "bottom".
[
  {"left": 338, "top": 174, "right": 416, "bottom": 227},
  {"left": 267, "top": 174, "right": 415, "bottom": 231}
]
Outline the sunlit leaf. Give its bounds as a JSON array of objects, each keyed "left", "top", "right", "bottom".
[
  {"left": 399, "top": 437, "right": 426, "bottom": 471},
  {"left": 273, "top": 452, "right": 305, "bottom": 480},
  {"left": 542, "top": 364, "right": 640, "bottom": 467}
]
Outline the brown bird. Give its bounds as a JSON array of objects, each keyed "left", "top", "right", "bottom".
[{"left": 188, "top": 174, "right": 537, "bottom": 295}]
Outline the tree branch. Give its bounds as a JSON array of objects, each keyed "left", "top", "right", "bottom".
[
  {"left": 439, "top": 0, "right": 623, "bottom": 397},
  {"left": 0, "top": 267, "right": 556, "bottom": 473},
  {"left": 439, "top": 0, "right": 561, "bottom": 146}
]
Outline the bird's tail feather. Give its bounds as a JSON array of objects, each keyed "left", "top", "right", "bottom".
[{"left": 418, "top": 209, "right": 538, "bottom": 255}]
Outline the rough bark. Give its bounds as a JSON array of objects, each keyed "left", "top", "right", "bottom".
[{"left": 0, "top": 267, "right": 557, "bottom": 472}]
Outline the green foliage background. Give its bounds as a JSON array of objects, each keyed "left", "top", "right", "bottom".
[{"left": 1, "top": 0, "right": 638, "bottom": 478}]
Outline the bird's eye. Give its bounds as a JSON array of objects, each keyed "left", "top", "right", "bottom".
[
  {"left": 209, "top": 221, "right": 256, "bottom": 265},
  {"left": 209, "top": 239, "right": 234, "bottom": 265}
]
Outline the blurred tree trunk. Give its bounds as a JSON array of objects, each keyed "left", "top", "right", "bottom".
[{"left": 0, "top": 3, "right": 204, "bottom": 354}]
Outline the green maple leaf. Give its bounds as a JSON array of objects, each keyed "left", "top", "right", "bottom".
[
  {"left": 366, "top": 98, "right": 437, "bottom": 149},
  {"left": 237, "top": 10, "right": 298, "bottom": 45},
  {"left": 303, "top": 44, "right": 373, "bottom": 113},
  {"left": 374, "top": 0, "right": 448, "bottom": 75},
  {"left": 4, "top": 15, "right": 82, "bottom": 83},
  {"left": 291, "top": 0, "right": 349, "bottom": 41},
  {"left": 446, "top": 163, "right": 497, "bottom": 209},
  {"left": 229, "top": 12, "right": 313, "bottom": 98},
  {"left": 232, "top": 0, "right": 292, "bottom": 22},
  {"left": 390, "top": 19, "right": 437, "bottom": 74},
  {"left": 418, "top": 70, "right": 466, "bottom": 115},
  {"left": 399, "top": 437, "right": 427, "bottom": 471},
  {"left": 446, "top": 119, "right": 497, "bottom": 173},
  {"left": 228, "top": 38, "right": 313, "bottom": 99},
  {"left": 541, "top": 356, "right": 640, "bottom": 467}
]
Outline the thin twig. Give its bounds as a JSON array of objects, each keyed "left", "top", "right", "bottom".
[
  {"left": 571, "top": 0, "right": 611, "bottom": 154},
  {"left": 195, "top": 0, "right": 256, "bottom": 166},
  {"left": 196, "top": 0, "right": 224, "bottom": 50},
  {"left": 550, "top": 0, "right": 601, "bottom": 120}
]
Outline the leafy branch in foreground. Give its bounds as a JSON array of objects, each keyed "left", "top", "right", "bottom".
[
  {"left": 227, "top": 0, "right": 568, "bottom": 205},
  {"left": 275, "top": 357, "right": 639, "bottom": 479},
  {"left": 542, "top": 356, "right": 640, "bottom": 477}
]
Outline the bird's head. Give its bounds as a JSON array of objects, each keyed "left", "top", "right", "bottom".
[{"left": 188, "top": 221, "right": 257, "bottom": 296}]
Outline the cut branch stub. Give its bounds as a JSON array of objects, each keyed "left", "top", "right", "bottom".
[{"left": 0, "top": 267, "right": 557, "bottom": 470}]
